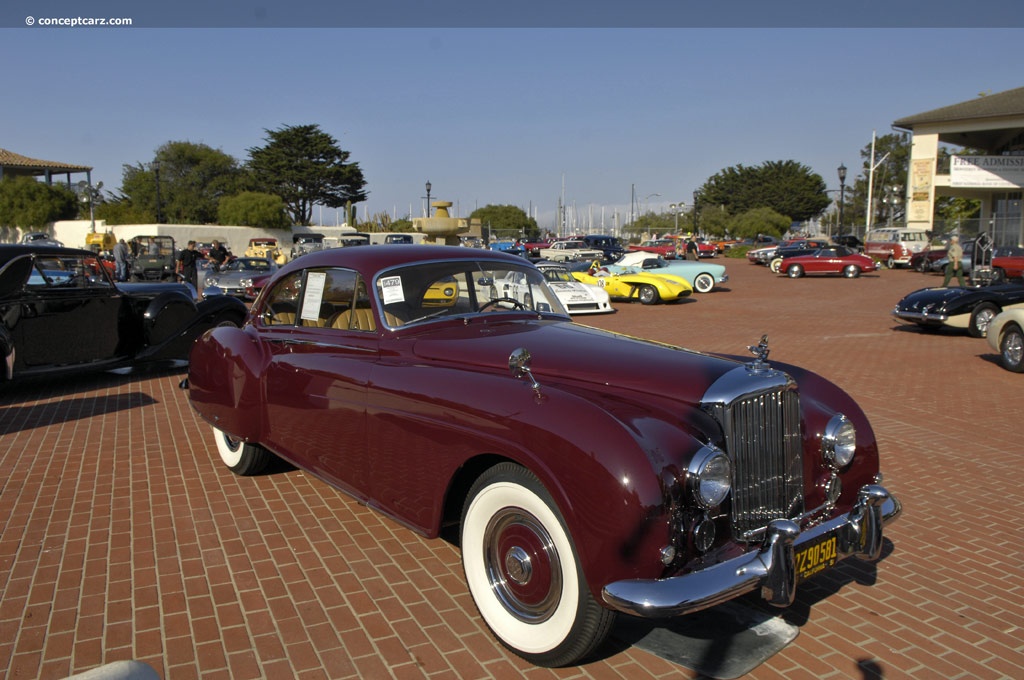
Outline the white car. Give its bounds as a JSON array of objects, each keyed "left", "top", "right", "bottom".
[
  {"left": 986, "top": 309, "right": 1024, "bottom": 372},
  {"left": 538, "top": 240, "right": 604, "bottom": 262},
  {"left": 496, "top": 262, "right": 613, "bottom": 315}
]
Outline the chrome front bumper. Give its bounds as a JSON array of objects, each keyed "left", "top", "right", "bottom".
[
  {"left": 601, "top": 484, "right": 902, "bottom": 618},
  {"left": 892, "top": 309, "right": 948, "bottom": 324}
]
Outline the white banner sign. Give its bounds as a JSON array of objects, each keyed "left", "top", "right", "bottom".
[{"left": 950, "top": 155, "right": 1024, "bottom": 188}]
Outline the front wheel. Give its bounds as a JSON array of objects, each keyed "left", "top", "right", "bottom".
[
  {"left": 693, "top": 273, "right": 715, "bottom": 293},
  {"left": 769, "top": 258, "right": 783, "bottom": 274},
  {"left": 886, "top": 254, "right": 896, "bottom": 269},
  {"left": 213, "top": 426, "right": 275, "bottom": 475},
  {"left": 460, "top": 463, "right": 614, "bottom": 667},
  {"left": 999, "top": 323, "right": 1024, "bottom": 372},
  {"left": 969, "top": 302, "right": 998, "bottom": 338},
  {"left": 637, "top": 284, "right": 660, "bottom": 305},
  {"left": 843, "top": 264, "right": 860, "bottom": 278}
]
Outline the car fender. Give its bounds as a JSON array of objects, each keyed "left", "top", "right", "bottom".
[
  {"left": 139, "top": 291, "right": 248, "bottom": 361},
  {"left": 988, "top": 308, "right": 1024, "bottom": 353},
  {"left": 187, "top": 324, "right": 267, "bottom": 441},
  {"left": 0, "top": 325, "right": 13, "bottom": 381},
  {"left": 365, "top": 362, "right": 709, "bottom": 590}
]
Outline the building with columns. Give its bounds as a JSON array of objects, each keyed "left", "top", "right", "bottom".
[{"left": 893, "top": 86, "right": 1024, "bottom": 247}]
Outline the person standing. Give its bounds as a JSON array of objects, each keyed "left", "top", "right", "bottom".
[
  {"left": 112, "top": 238, "right": 130, "bottom": 282},
  {"left": 943, "top": 235, "right": 967, "bottom": 287},
  {"left": 685, "top": 236, "right": 700, "bottom": 261},
  {"left": 177, "top": 240, "right": 201, "bottom": 292},
  {"left": 207, "top": 240, "right": 228, "bottom": 272}
]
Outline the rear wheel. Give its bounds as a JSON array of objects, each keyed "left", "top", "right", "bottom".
[
  {"left": 999, "top": 323, "right": 1024, "bottom": 372},
  {"left": 638, "top": 284, "right": 659, "bottom": 305},
  {"left": 969, "top": 302, "right": 999, "bottom": 338},
  {"left": 693, "top": 273, "right": 715, "bottom": 293},
  {"left": 213, "top": 426, "right": 274, "bottom": 475},
  {"left": 787, "top": 264, "right": 803, "bottom": 278},
  {"left": 843, "top": 265, "right": 860, "bottom": 278},
  {"left": 460, "top": 463, "right": 614, "bottom": 667}
]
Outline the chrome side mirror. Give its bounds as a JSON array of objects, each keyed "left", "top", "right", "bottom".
[{"left": 509, "top": 347, "right": 541, "bottom": 395}]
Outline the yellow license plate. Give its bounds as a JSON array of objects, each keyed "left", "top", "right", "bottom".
[{"left": 795, "top": 534, "right": 838, "bottom": 583}]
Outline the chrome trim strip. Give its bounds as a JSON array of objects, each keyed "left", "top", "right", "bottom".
[
  {"left": 601, "top": 484, "right": 901, "bottom": 618},
  {"left": 892, "top": 310, "right": 949, "bottom": 322}
]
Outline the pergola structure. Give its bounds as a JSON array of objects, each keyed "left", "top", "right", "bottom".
[
  {"left": 893, "top": 86, "right": 1024, "bottom": 246},
  {"left": 0, "top": 147, "right": 93, "bottom": 187}
]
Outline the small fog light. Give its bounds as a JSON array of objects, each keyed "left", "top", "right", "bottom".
[
  {"left": 659, "top": 545, "right": 677, "bottom": 566},
  {"left": 694, "top": 516, "right": 716, "bottom": 553},
  {"left": 825, "top": 474, "right": 842, "bottom": 504}
]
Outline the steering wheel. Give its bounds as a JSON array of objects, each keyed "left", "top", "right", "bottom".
[{"left": 479, "top": 297, "right": 528, "bottom": 312}]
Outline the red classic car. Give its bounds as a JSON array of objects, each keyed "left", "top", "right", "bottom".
[
  {"left": 993, "top": 246, "right": 1024, "bottom": 280},
  {"left": 185, "top": 244, "right": 901, "bottom": 667},
  {"left": 909, "top": 248, "right": 947, "bottom": 273},
  {"left": 777, "top": 246, "right": 879, "bottom": 278},
  {"left": 628, "top": 238, "right": 678, "bottom": 259},
  {"left": 520, "top": 239, "right": 553, "bottom": 257}
]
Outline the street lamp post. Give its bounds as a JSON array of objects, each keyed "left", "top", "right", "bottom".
[
  {"left": 882, "top": 184, "right": 903, "bottom": 227},
  {"left": 423, "top": 180, "right": 432, "bottom": 217},
  {"left": 692, "top": 191, "right": 699, "bottom": 234},
  {"left": 837, "top": 163, "right": 847, "bottom": 234},
  {"left": 668, "top": 202, "right": 686, "bottom": 233},
  {"left": 152, "top": 161, "right": 163, "bottom": 224}
]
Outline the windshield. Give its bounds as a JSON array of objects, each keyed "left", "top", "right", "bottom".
[
  {"left": 375, "top": 259, "right": 568, "bottom": 327},
  {"left": 227, "top": 258, "right": 274, "bottom": 272},
  {"left": 540, "top": 267, "right": 574, "bottom": 283}
]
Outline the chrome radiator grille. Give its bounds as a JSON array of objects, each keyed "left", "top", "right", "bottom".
[{"left": 701, "top": 368, "right": 804, "bottom": 541}]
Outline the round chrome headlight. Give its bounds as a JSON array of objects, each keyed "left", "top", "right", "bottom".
[
  {"left": 687, "top": 445, "right": 732, "bottom": 508},
  {"left": 822, "top": 414, "right": 857, "bottom": 469}
]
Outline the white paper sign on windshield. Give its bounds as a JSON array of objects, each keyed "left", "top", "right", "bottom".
[
  {"left": 379, "top": 276, "right": 405, "bottom": 304},
  {"left": 300, "top": 271, "right": 327, "bottom": 321}
]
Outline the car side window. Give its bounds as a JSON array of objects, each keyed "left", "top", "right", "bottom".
[
  {"left": 260, "top": 271, "right": 304, "bottom": 326},
  {"left": 27, "top": 255, "right": 112, "bottom": 289}
]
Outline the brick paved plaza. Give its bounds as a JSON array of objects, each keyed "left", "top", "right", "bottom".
[{"left": 1, "top": 257, "right": 1021, "bottom": 679}]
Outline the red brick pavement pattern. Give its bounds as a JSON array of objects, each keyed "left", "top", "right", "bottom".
[{"left": 1, "top": 259, "right": 1021, "bottom": 679}]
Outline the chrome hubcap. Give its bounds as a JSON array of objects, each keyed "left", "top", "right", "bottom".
[
  {"left": 483, "top": 508, "right": 561, "bottom": 623},
  {"left": 1005, "top": 332, "right": 1023, "bottom": 366}
]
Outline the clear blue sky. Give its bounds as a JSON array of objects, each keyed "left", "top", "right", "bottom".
[{"left": 2, "top": 1, "right": 1022, "bottom": 229}]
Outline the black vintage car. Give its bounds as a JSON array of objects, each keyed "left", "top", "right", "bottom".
[
  {"left": 892, "top": 280, "right": 1024, "bottom": 337},
  {"left": 0, "top": 245, "right": 247, "bottom": 382}
]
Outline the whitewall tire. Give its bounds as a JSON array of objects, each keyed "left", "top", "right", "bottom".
[
  {"left": 213, "top": 426, "right": 274, "bottom": 476},
  {"left": 460, "top": 463, "right": 614, "bottom": 667},
  {"left": 693, "top": 273, "right": 715, "bottom": 292}
]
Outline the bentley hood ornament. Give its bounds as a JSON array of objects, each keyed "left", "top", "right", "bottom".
[{"left": 746, "top": 334, "right": 772, "bottom": 373}]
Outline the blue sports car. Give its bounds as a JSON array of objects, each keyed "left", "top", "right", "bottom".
[{"left": 604, "top": 251, "right": 729, "bottom": 293}]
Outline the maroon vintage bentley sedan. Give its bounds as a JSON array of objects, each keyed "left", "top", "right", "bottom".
[{"left": 185, "top": 245, "right": 901, "bottom": 667}]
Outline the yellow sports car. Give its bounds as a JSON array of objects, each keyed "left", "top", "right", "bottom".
[{"left": 570, "top": 261, "right": 692, "bottom": 304}]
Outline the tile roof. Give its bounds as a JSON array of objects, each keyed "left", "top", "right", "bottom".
[
  {"left": 893, "top": 85, "right": 1024, "bottom": 129},
  {"left": 0, "top": 147, "right": 92, "bottom": 172}
]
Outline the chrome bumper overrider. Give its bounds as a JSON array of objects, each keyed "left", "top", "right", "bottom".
[{"left": 601, "top": 484, "right": 902, "bottom": 618}]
